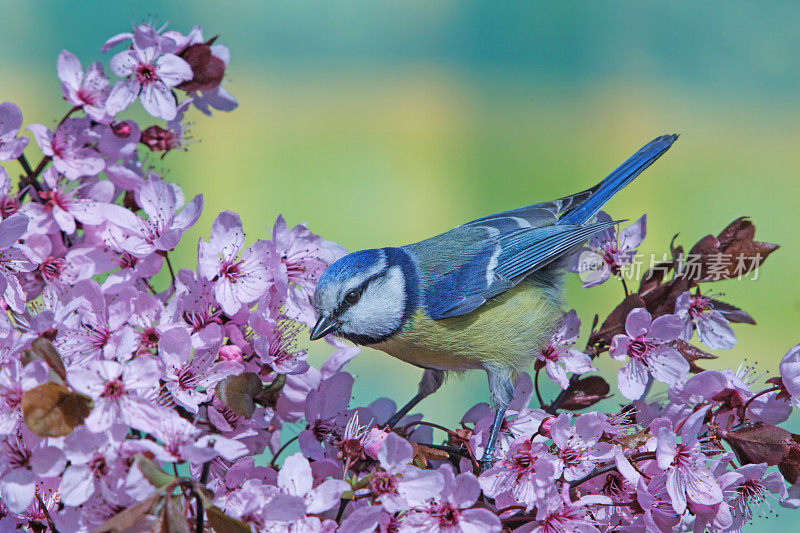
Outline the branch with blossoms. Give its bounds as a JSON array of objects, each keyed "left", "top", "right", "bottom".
[{"left": 1, "top": 19, "right": 799, "bottom": 533}]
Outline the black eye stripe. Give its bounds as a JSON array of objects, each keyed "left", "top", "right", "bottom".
[{"left": 335, "top": 270, "right": 388, "bottom": 315}]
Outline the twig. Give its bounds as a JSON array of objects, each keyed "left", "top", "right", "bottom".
[
  {"left": 17, "top": 154, "right": 33, "bottom": 176},
  {"left": 401, "top": 420, "right": 465, "bottom": 441},
  {"left": 534, "top": 368, "right": 545, "bottom": 409},
  {"left": 165, "top": 252, "right": 177, "bottom": 293},
  {"left": 569, "top": 451, "right": 655, "bottom": 488},
  {"left": 620, "top": 276, "right": 629, "bottom": 298},
  {"left": 335, "top": 498, "right": 348, "bottom": 522},
  {"left": 270, "top": 434, "right": 299, "bottom": 468},
  {"left": 742, "top": 386, "right": 781, "bottom": 419},
  {"left": 199, "top": 461, "right": 211, "bottom": 485},
  {"left": 36, "top": 493, "right": 59, "bottom": 533},
  {"left": 193, "top": 488, "right": 205, "bottom": 533}
]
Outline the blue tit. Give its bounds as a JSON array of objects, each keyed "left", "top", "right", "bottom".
[{"left": 310, "top": 134, "right": 678, "bottom": 467}]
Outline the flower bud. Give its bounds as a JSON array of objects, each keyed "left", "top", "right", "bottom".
[
  {"left": 140, "top": 125, "right": 180, "bottom": 153},
  {"left": 219, "top": 344, "right": 243, "bottom": 363},
  {"left": 177, "top": 42, "right": 225, "bottom": 93}
]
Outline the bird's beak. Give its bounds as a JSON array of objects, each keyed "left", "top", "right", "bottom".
[{"left": 309, "top": 315, "right": 338, "bottom": 341}]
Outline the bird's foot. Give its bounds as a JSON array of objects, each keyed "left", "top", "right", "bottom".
[{"left": 478, "top": 453, "right": 496, "bottom": 473}]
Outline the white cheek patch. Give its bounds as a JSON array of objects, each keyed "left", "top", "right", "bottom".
[{"left": 341, "top": 266, "right": 406, "bottom": 338}]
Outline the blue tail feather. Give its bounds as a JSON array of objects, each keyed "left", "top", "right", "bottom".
[{"left": 558, "top": 134, "right": 678, "bottom": 226}]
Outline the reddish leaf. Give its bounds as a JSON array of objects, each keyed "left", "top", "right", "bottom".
[
  {"left": 215, "top": 372, "right": 263, "bottom": 418},
  {"left": 717, "top": 217, "right": 755, "bottom": 248},
  {"left": 22, "top": 382, "right": 92, "bottom": 437},
  {"left": 21, "top": 337, "right": 67, "bottom": 382},
  {"left": 205, "top": 505, "right": 252, "bottom": 533},
  {"left": 669, "top": 339, "right": 717, "bottom": 373},
  {"left": 593, "top": 294, "right": 646, "bottom": 345},
  {"left": 720, "top": 424, "right": 792, "bottom": 467},
  {"left": 90, "top": 494, "right": 162, "bottom": 533},
  {"left": 639, "top": 260, "right": 674, "bottom": 295},
  {"left": 559, "top": 376, "right": 611, "bottom": 411},
  {"left": 779, "top": 434, "right": 800, "bottom": 484},
  {"left": 685, "top": 217, "right": 778, "bottom": 284},
  {"left": 641, "top": 277, "right": 690, "bottom": 318},
  {"left": 709, "top": 298, "right": 756, "bottom": 325}
]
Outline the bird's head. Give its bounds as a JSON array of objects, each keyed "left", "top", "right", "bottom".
[{"left": 310, "top": 247, "right": 419, "bottom": 345}]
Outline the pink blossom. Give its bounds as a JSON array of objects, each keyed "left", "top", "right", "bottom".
[
  {"left": 158, "top": 327, "right": 241, "bottom": 412},
  {"left": 0, "top": 430, "right": 65, "bottom": 513},
  {"left": 654, "top": 407, "right": 723, "bottom": 514},
  {"left": 67, "top": 356, "right": 163, "bottom": 433},
  {"left": 53, "top": 280, "right": 139, "bottom": 363},
  {"left": 674, "top": 291, "right": 736, "bottom": 350},
  {"left": 479, "top": 438, "right": 561, "bottom": 511},
  {"left": 28, "top": 118, "right": 105, "bottom": 180},
  {"left": 535, "top": 310, "right": 595, "bottom": 389},
  {"left": 297, "top": 372, "right": 354, "bottom": 460},
  {"left": 0, "top": 102, "right": 29, "bottom": 161},
  {"left": 58, "top": 426, "right": 126, "bottom": 506},
  {"left": 268, "top": 215, "right": 346, "bottom": 325},
  {"left": 401, "top": 464, "right": 502, "bottom": 532},
  {"left": 57, "top": 50, "right": 112, "bottom": 123},
  {"left": 0, "top": 213, "right": 37, "bottom": 314},
  {"left": 20, "top": 232, "right": 94, "bottom": 297},
  {"left": 277, "top": 453, "right": 349, "bottom": 514},
  {"left": 34, "top": 167, "right": 111, "bottom": 234},
  {"left": 609, "top": 308, "right": 688, "bottom": 400},
  {"left": 550, "top": 413, "right": 613, "bottom": 482},
  {"left": 107, "top": 41, "right": 192, "bottom": 120},
  {"left": 719, "top": 463, "right": 785, "bottom": 530},
  {"left": 198, "top": 211, "right": 271, "bottom": 316},
  {"left": 778, "top": 343, "right": 800, "bottom": 407},
  {"left": 518, "top": 485, "right": 610, "bottom": 533},
  {"left": 103, "top": 175, "right": 203, "bottom": 256},
  {"left": 568, "top": 212, "right": 646, "bottom": 288},
  {"left": 251, "top": 309, "right": 310, "bottom": 375},
  {"left": 0, "top": 166, "right": 21, "bottom": 219},
  {"left": 128, "top": 413, "right": 247, "bottom": 465},
  {"left": 370, "top": 432, "right": 444, "bottom": 513},
  {"left": 97, "top": 123, "right": 141, "bottom": 164},
  {"left": 0, "top": 359, "right": 47, "bottom": 436}
]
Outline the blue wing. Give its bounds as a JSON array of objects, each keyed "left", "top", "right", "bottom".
[
  {"left": 422, "top": 220, "right": 617, "bottom": 319},
  {"left": 415, "top": 134, "right": 678, "bottom": 320}
]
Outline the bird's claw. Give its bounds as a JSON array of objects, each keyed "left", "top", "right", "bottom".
[{"left": 478, "top": 454, "right": 495, "bottom": 473}]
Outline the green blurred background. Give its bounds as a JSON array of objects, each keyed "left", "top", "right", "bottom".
[{"left": 2, "top": 1, "right": 800, "bottom": 526}]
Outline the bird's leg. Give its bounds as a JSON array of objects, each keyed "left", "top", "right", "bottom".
[
  {"left": 386, "top": 368, "right": 444, "bottom": 429},
  {"left": 479, "top": 406, "right": 507, "bottom": 472},
  {"left": 479, "top": 369, "right": 514, "bottom": 471}
]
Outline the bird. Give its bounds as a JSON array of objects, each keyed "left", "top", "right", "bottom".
[{"left": 309, "top": 134, "right": 678, "bottom": 469}]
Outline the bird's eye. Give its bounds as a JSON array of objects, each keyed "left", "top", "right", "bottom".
[{"left": 344, "top": 289, "right": 361, "bottom": 306}]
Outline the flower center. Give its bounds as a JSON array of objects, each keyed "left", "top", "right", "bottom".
[
  {"left": 434, "top": 502, "right": 461, "bottom": 527},
  {"left": 687, "top": 295, "right": 711, "bottom": 319},
  {"left": 177, "top": 366, "right": 199, "bottom": 390},
  {"left": 76, "top": 88, "right": 96, "bottom": 105},
  {"left": 40, "top": 257, "right": 65, "bottom": 282},
  {"left": 136, "top": 63, "right": 158, "bottom": 85},
  {"left": 627, "top": 338, "right": 650, "bottom": 358},
  {"left": 369, "top": 470, "right": 399, "bottom": 496},
  {"left": 89, "top": 453, "right": 109, "bottom": 476},
  {"left": 140, "top": 327, "right": 159, "bottom": 349},
  {"left": 220, "top": 260, "right": 242, "bottom": 282},
  {"left": 0, "top": 197, "right": 19, "bottom": 218},
  {"left": 101, "top": 379, "right": 125, "bottom": 400}
]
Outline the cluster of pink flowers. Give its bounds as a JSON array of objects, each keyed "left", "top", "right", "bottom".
[{"left": 0, "top": 20, "right": 799, "bottom": 533}]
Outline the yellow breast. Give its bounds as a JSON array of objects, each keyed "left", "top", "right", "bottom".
[{"left": 371, "top": 282, "right": 562, "bottom": 373}]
